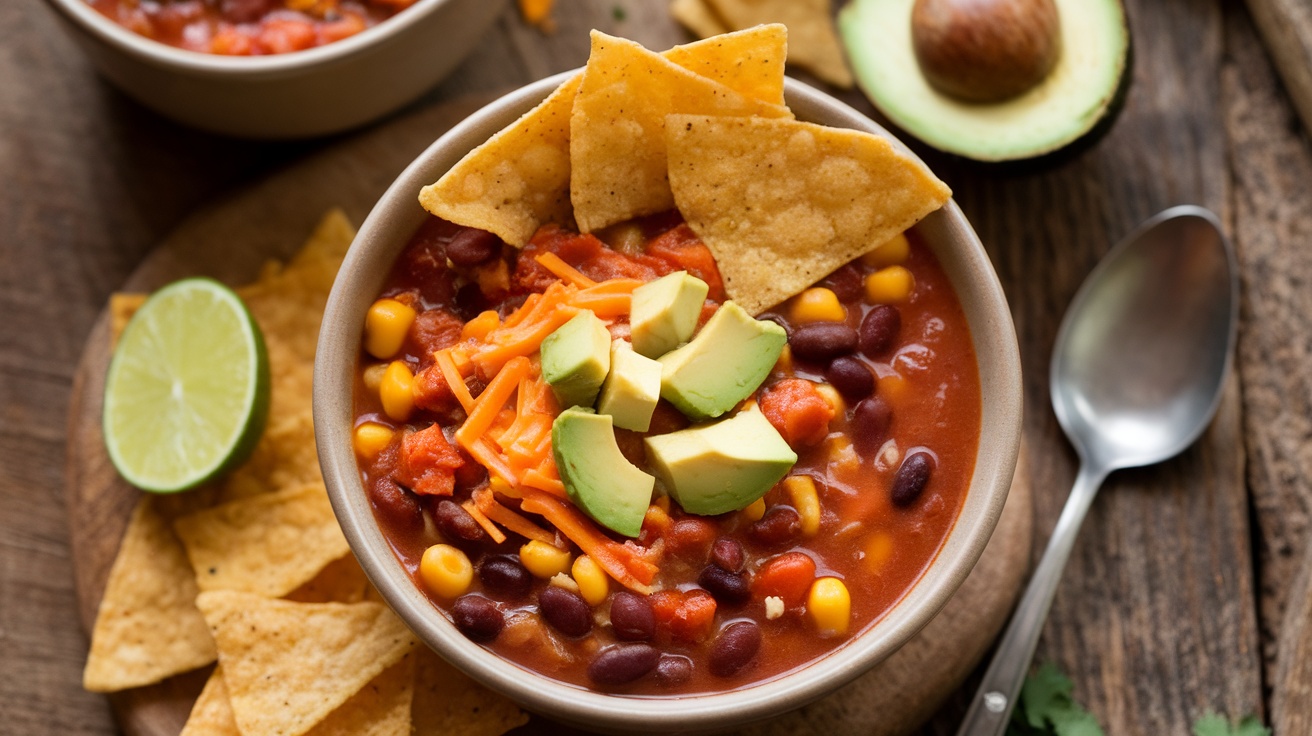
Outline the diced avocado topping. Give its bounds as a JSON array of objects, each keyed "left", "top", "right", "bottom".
[
  {"left": 540, "top": 311, "right": 611, "bottom": 408},
  {"left": 658, "top": 301, "right": 787, "bottom": 421},
  {"left": 552, "top": 407, "right": 656, "bottom": 537},
  {"left": 630, "top": 271, "right": 709, "bottom": 358},
  {"left": 643, "top": 405, "right": 797, "bottom": 516},
  {"left": 596, "top": 341, "right": 662, "bottom": 432}
]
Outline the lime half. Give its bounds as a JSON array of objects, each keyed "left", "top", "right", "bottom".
[{"left": 103, "top": 278, "right": 270, "bottom": 493}]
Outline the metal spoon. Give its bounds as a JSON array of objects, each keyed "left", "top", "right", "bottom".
[{"left": 955, "top": 205, "right": 1239, "bottom": 735}]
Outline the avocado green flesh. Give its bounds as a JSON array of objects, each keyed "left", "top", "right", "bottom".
[
  {"left": 631, "top": 271, "right": 710, "bottom": 359},
  {"left": 839, "top": 0, "right": 1129, "bottom": 162},
  {"left": 644, "top": 406, "right": 797, "bottom": 516},
  {"left": 659, "top": 301, "right": 787, "bottom": 421},
  {"left": 596, "top": 342, "right": 662, "bottom": 432},
  {"left": 552, "top": 407, "right": 656, "bottom": 537},
  {"left": 540, "top": 311, "right": 611, "bottom": 409}
]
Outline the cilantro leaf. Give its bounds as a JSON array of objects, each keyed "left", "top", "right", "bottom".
[
  {"left": 1192, "top": 712, "right": 1271, "bottom": 736},
  {"left": 1007, "top": 663, "right": 1103, "bottom": 736}
]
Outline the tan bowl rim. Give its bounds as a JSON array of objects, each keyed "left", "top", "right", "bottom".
[
  {"left": 314, "top": 71, "right": 1023, "bottom": 732},
  {"left": 43, "top": 0, "right": 454, "bottom": 77}
]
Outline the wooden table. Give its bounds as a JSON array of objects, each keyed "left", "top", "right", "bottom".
[{"left": 4, "top": 0, "right": 1311, "bottom": 734}]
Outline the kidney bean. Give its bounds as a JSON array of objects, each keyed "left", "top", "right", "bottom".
[
  {"left": 432, "top": 499, "right": 486, "bottom": 544},
  {"left": 709, "top": 621, "right": 761, "bottom": 677},
  {"left": 219, "top": 0, "right": 276, "bottom": 23},
  {"left": 609, "top": 591, "right": 656, "bottom": 641},
  {"left": 891, "top": 452, "right": 935, "bottom": 508},
  {"left": 851, "top": 396, "right": 893, "bottom": 457},
  {"left": 666, "top": 517, "right": 717, "bottom": 561},
  {"left": 369, "top": 478, "right": 422, "bottom": 533},
  {"left": 710, "top": 537, "right": 745, "bottom": 572},
  {"left": 539, "top": 586, "right": 593, "bottom": 637},
  {"left": 747, "top": 506, "right": 802, "bottom": 548},
  {"left": 452, "top": 595, "right": 503, "bottom": 642},
  {"left": 445, "top": 228, "right": 501, "bottom": 267},
  {"left": 821, "top": 264, "right": 864, "bottom": 302},
  {"left": 859, "top": 305, "right": 902, "bottom": 358},
  {"left": 478, "top": 556, "right": 532, "bottom": 600},
  {"left": 825, "top": 356, "right": 875, "bottom": 400},
  {"left": 699, "top": 565, "right": 752, "bottom": 606},
  {"left": 789, "top": 323, "right": 858, "bottom": 362},
  {"left": 588, "top": 643, "right": 660, "bottom": 686},
  {"left": 655, "top": 654, "right": 694, "bottom": 686}
]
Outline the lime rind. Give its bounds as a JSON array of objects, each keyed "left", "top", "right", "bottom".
[{"left": 103, "top": 277, "right": 270, "bottom": 493}]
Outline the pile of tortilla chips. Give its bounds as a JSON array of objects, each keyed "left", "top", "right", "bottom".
[
  {"left": 420, "top": 25, "right": 949, "bottom": 316},
  {"left": 83, "top": 210, "right": 527, "bottom": 736}
]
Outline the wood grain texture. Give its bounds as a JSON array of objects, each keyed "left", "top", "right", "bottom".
[{"left": 1244, "top": 0, "right": 1312, "bottom": 138}]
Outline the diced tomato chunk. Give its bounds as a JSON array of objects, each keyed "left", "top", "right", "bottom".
[
  {"left": 646, "top": 224, "right": 726, "bottom": 302},
  {"left": 759, "top": 378, "right": 836, "bottom": 449},
  {"left": 318, "top": 12, "right": 367, "bottom": 44},
  {"left": 651, "top": 588, "right": 718, "bottom": 644},
  {"left": 397, "top": 425, "right": 465, "bottom": 496},
  {"left": 257, "top": 18, "right": 316, "bottom": 54},
  {"left": 752, "top": 551, "right": 817, "bottom": 608},
  {"left": 409, "top": 308, "right": 463, "bottom": 361},
  {"left": 412, "top": 364, "right": 456, "bottom": 413}
]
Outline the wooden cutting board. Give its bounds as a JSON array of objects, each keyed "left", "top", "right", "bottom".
[{"left": 63, "top": 95, "right": 1034, "bottom": 736}]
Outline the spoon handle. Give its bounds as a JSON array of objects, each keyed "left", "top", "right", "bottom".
[{"left": 954, "top": 462, "right": 1108, "bottom": 736}]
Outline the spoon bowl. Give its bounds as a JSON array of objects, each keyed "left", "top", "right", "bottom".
[{"left": 956, "top": 205, "right": 1238, "bottom": 735}]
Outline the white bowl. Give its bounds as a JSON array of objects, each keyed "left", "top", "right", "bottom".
[
  {"left": 315, "top": 72, "right": 1023, "bottom": 732},
  {"left": 44, "top": 0, "right": 507, "bottom": 139}
]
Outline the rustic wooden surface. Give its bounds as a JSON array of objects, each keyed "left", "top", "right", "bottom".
[
  {"left": 58, "top": 91, "right": 1034, "bottom": 734},
  {"left": 4, "top": 0, "right": 1312, "bottom": 734}
]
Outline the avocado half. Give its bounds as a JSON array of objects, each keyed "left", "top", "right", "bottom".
[{"left": 838, "top": 0, "right": 1131, "bottom": 163}]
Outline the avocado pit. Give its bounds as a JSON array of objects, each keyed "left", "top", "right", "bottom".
[{"left": 911, "top": 0, "right": 1061, "bottom": 103}]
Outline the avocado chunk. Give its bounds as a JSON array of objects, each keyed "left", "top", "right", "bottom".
[
  {"left": 540, "top": 311, "right": 611, "bottom": 408},
  {"left": 839, "top": 0, "right": 1130, "bottom": 162},
  {"left": 630, "top": 271, "right": 710, "bottom": 358},
  {"left": 552, "top": 407, "right": 656, "bottom": 537},
  {"left": 659, "top": 301, "right": 786, "bottom": 421},
  {"left": 644, "top": 405, "right": 797, "bottom": 516},
  {"left": 596, "top": 341, "right": 663, "bottom": 432}
]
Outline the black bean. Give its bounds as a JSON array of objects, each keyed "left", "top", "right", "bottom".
[
  {"left": 609, "top": 591, "right": 656, "bottom": 641},
  {"left": 859, "top": 305, "right": 901, "bottom": 358},
  {"left": 709, "top": 621, "right": 761, "bottom": 677},
  {"left": 478, "top": 556, "right": 532, "bottom": 600},
  {"left": 699, "top": 565, "right": 751, "bottom": 606},
  {"left": 825, "top": 356, "right": 875, "bottom": 400},
  {"left": 789, "top": 323, "right": 858, "bottom": 362},
  {"left": 452, "top": 595, "right": 503, "bottom": 642},
  {"left": 821, "top": 264, "right": 864, "bottom": 302},
  {"left": 891, "top": 452, "right": 935, "bottom": 507},
  {"left": 710, "top": 537, "right": 745, "bottom": 572},
  {"left": 369, "top": 478, "right": 422, "bottom": 533},
  {"left": 748, "top": 506, "right": 802, "bottom": 548},
  {"left": 851, "top": 396, "right": 893, "bottom": 457},
  {"left": 445, "top": 228, "right": 501, "bottom": 267},
  {"left": 432, "top": 499, "right": 486, "bottom": 544},
  {"left": 539, "top": 586, "right": 593, "bottom": 637},
  {"left": 454, "top": 282, "right": 490, "bottom": 320},
  {"left": 588, "top": 643, "right": 660, "bottom": 686},
  {"left": 655, "top": 654, "right": 694, "bottom": 686}
]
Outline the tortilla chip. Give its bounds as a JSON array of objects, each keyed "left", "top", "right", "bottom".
[
  {"left": 285, "top": 554, "right": 372, "bottom": 604},
  {"left": 197, "top": 591, "right": 418, "bottom": 736},
  {"left": 412, "top": 646, "right": 528, "bottom": 736},
  {"left": 420, "top": 76, "right": 581, "bottom": 248},
  {"left": 83, "top": 497, "right": 216, "bottom": 692},
  {"left": 667, "top": 114, "right": 951, "bottom": 314},
  {"left": 174, "top": 483, "right": 350, "bottom": 598},
  {"left": 664, "top": 24, "right": 788, "bottom": 108},
  {"left": 570, "top": 31, "right": 793, "bottom": 233},
  {"left": 181, "top": 667, "right": 239, "bottom": 736},
  {"left": 706, "top": 0, "right": 854, "bottom": 88},
  {"left": 671, "top": 0, "right": 730, "bottom": 39}
]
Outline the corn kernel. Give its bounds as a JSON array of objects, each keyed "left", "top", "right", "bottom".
[
  {"left": 784, "top": 475, "right": 821, "bottom": 536},
  {"left": 790, "top": 287, "right": 846, "bottom": 324},
  {"left": 807, "top": 577, "right": 851, "bottom": 636},
  {"left": 865, "top": 531, "right": 895, "bottom": 573},
  {"left": 352, "top": 422, "right": 394, "bottom": 461},
  {"left": 419, "top": 544, "right": 472, "bottom": 599},
  {"left": 461, "top": 310, "right": 501, "bottom": 341},
  {"left": 742, "top": 497, "right": 767, "bottom": 522},
  {"left": 520, "top": 540, "right": 573, "bottom": 579},
  {"left": 774, "top": 344, "right": 794, "bottom": 374},
  {"left": 362, "top": 362, "right": 388, "bottom": 393},
  {"left": 878, "top": 373, "right": 908, "bottom": 405},
  {"left": 864, "top": 266, "right": 915, "bottom": 304},
  {"left": 815, "top": 384, "right": 844, "bottom": 414},
  {"left": 379, "top": 360, "right": 415, "bottom": 421},
  {"left": 861, "top": 232, "right": 910, "bottom": 268},
  {"left": 364, "top": 298, "right": 416, "bottom": 360},
  {"left": 571, "top": 555, "right": 610, "bottom": 606}
]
